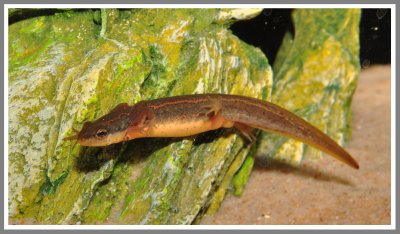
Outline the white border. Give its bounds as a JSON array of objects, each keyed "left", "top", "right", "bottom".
[
  {"left": 4, "top": 4, "right": 396, "bottom": 230},
  {"left": 390, "top": 3, "right": 396, "bottom": 229},
  {"left": 4, "top": 3, "right": 9, "bottom": 231},
  {"left": 3, "top": 224, "right": 396, "bottom": 230},
  {"left": 3, "top": 4, "right": 397, "bottom": 9}
]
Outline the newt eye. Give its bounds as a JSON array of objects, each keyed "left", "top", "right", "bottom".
[{"left": 96, "top": 129, "right": 108, "bottom": 138}]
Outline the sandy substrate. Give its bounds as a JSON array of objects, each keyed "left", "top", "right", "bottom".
[{"left": 201, "top": 65, "right": 391, "bottom": 225}]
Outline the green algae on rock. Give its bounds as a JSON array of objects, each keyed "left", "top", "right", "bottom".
[
  {"left": 8, "top": 8, "right": 271, "bottom": 224},
  {"left": 8, "top": 8, "right": 360, "bottom": 224},
  {"left": 256, "top": 9, "right": 360, "bottom": 166}
]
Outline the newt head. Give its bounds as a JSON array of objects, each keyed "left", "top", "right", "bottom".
[{"left": 68, "top": 103, "right": 133, "bottom": 147}]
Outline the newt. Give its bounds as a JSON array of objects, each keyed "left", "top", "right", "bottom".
[{"left": 66, "top": 94, "right": 359, "bottom": 169}]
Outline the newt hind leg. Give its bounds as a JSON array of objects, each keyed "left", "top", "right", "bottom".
[
  {"left": 207, "top": 107, "right": 235, "bottom": 130},
  {"left": 205, "top": 106, "right": 256, "bottom": 141},
  {"left": 234, "top": 122, "right": 256, "bottom": 142},
  {"left": 207, "top": 108, "right": 255, "bottom": 141}
]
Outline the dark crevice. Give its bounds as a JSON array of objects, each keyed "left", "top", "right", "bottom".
[
  {"left": 230, "top": 8, "right": 390, "bottom": 67},
  {"left": 360, "top": 8, "right": 391, "bottom": 66},
  {"left": 229, "top": 9, "right": 294, "bottom": 66}
]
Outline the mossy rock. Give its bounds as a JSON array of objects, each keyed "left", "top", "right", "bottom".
[
  {"left": 8, "top": 8, "right": 359, "bottom": 224},
  {"left": 257, "top": 9, "right": 360, "bottom": 166}
]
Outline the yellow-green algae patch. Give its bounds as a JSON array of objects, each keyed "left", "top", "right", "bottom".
[{"left": 257, "top": 9, "right": 360, "bottom": 166}]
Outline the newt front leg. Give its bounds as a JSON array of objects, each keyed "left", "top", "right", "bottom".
[{"left": 69, "top": 94, "right": 359, "bottom": 169}]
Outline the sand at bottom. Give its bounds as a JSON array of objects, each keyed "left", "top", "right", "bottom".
[{"left": 201, "top": 65, "right": 391, "bottom": 225}]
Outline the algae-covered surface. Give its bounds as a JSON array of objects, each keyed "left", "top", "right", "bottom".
[
  {"left": 8, "top": 8, "right": 359, "bottom": 225},
  {"left": 8, "top": 8, "right": 271, "bottom": 224},
  {"left": 257, "top": 9, "right": 360, "bottom": 166}
]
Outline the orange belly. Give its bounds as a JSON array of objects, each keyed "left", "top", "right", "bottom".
[
  {"left": 150, "top": 110, "right": 235, "bottom": 137},
  {"left": 147, "top": 119, "right": 219, "bottom": 137}
]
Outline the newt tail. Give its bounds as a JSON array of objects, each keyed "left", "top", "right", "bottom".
[{"left": 70, "top": 94, "right": 359, "bottom": 169}]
